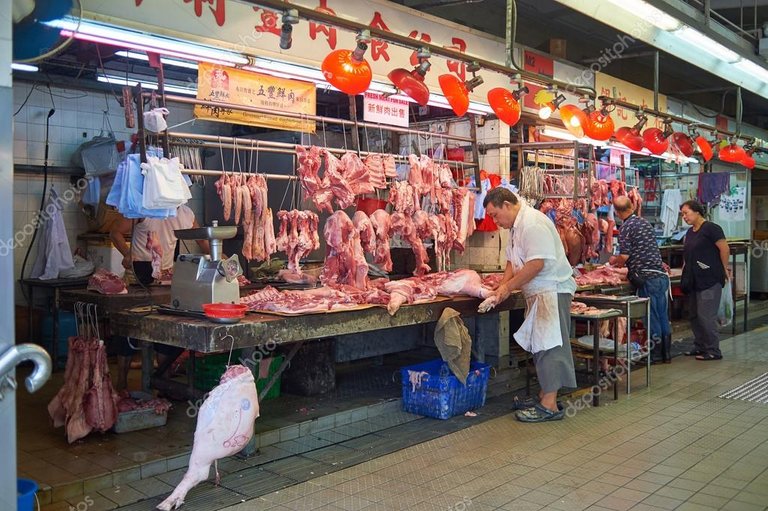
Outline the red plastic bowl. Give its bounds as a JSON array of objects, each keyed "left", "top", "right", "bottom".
[{"left": 202, "top": 303, "right": 247, "bottom": 319}]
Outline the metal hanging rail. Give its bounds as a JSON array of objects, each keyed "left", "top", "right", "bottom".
[
  {"left": 153, "top": 94, "right": 475, "bottom": 143},
  {"left": 165, "top": 131, "right": 478, "bottom": 169}
]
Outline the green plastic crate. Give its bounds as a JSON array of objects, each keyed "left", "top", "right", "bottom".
[{"left": 190, "top": 351, "right": 283, "bottom": 401}]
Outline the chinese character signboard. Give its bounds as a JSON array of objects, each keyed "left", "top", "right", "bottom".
[
  {"left": 363, "top": 92, "right": 409, "bottom": 127},
  {"left": 194, "top": 63, "right": 316, "bottom": 132}
]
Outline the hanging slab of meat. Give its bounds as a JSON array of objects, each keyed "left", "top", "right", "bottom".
[
  {"left": 296, "top": 146, "right": 333, "bottom": 213},
  {"left": 434, "top": 187, "right": 453, "bottom": 215},
  {"left": 341, "top": 152, "right": 375, "bottom": 196},
  {"left": 407, "top": 154, "right": 424, "bottom": 195},
  {"left": 147, "top": 231, "right": 163, "bottom": 279},
  {"left": 604, "top": 218, "right": 616, "bottom": 254},
  {"left": 263, "top": 208, "right": 277, "bottom": 259},
  {"left": 87, "top": 268, "right": 127, "bottom": 295},
  {"left": 609, "top": 179, "right": 627, "bottom": 199},
  {"left": 452, "top": 187, "right": 472, "bottom": 254},
  {"left": 383, "top": 154, "right": 397, "bottom": 179},
  {"left": 364, "top": 154, "right": 388, "bottom": 190},
  {"left": 276, "top": 210, "right": 319, "bottom": 273},
  {"left": 323, "top": 149, "right": 355, "bottom": 210},
  {"left": 437, "top": 269, "right": 492, "bottom": 298},
  {"left": 214, "top": 173, "right": 232, "bottom": 221},
  {"left": 241, "top": 185, "right": 252, "bottom": 226},
  {"left": 582, "top": 213, "right": 600, "bottom": 261},
  {"left": 157, "top": 365, "right": 259, "bottom": 511},
  {"left": 233, "top": 175, "right": 243, "bottom": 225},
  {"left": 419, "top": 155, "right": 438, "bottom": 197},
  {"left": 564, "top": 226, "right": 585, "bottom": 266},
  {"left": 370, "top": 209, "right": 393, "bottom": 273},
  {"left": 353, "top": 211, "right": 376, "bottom": 254},
  {"left": 48, "top": 336, "right": 78, "bottom": 428},
  {"left": 321, "top": 210, "right": 369, "bottom": 290},
  {"left": 466, "top": 192, "right": 476, "bottom": 238},
  {"left": 391, "top": 212, "right": 430, "bottom": 276},
  {"left": 384, "top": 277, "right": 439, "bottom": 315},
  {"left": 628, "top": 187, "right": 643, "bottom": 217},
  {"left": 84, "top": 340, "right": 118, "bottom": 433},
  {"left": 432, "top": 213, "right": 458, "bottom": 273},
  {"left": 388, "top": 180, "right": 420, "bottom": 216}
]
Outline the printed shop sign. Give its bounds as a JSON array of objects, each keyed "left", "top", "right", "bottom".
[
  {"left": 363, "top": 92, "right": 409, "bottom": 127},
  {"left": 194, "top": 62, "right": 316, "bottom": 132}
]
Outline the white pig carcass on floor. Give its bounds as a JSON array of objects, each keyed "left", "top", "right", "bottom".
[{"left": 157, "top": 365, "right": 259, "bottom": 510}]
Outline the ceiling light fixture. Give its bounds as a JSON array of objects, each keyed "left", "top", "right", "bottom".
[
  {"left": 115, "top": 50, "right": 200, "bottom": 70},
  {"left": 614, "top": 112, "right": 648, "bottom": 152},
  {"left": 718, "top": 139, "right": 747, "bottom": 163},
  {"left": 583, "top": 96, "right": 615, "bottom": 141},
  {"left": 606, "top": 0, "right": 681, "bottom": 31},
  {"left": 487, "top": 83, "right": 528, "bottom": 126},
  {"left": 388, "top": 47, "right": 432, "bottom": 106},
  {"left": 559, "top": 97, "right": 591, "bottom": 138},
  {"left": 670, "top": 131, "right": 695, "bottom": 158},
  {"left": 438, "top": 61, "right": 484, "bottom": 116},
  {"left": 689, "top": 126, "right": 714, "bottom": 161},
  {"left": 674, "top": 26, "right": 741, "bottom": 63},
  {"left": 11, "top": 63, "right": 39, "bottom": 72},
  {"left": 642, "top": 119, "right": 673, "bottom": 155},
  {"left": 539, "top": 93, "right": 566, "bottom": 120},
  {"left": 320, "top": 30, "right": 372, "bottom": 95}
]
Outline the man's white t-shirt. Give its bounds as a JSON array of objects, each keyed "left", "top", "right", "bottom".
[
  {"left": 505, "top": 200, "right": 576, "bottom": 296},
  {"left": 131, "top": 205, "right": 195, "bottom": 270}
]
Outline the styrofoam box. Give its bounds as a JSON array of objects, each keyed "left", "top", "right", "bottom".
[{"left": 86, "top": 243, "right": 125, "bottom": 278}]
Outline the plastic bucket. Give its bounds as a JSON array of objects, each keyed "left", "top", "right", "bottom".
[
  {"left": 17, "top": 479, "right": 38, "bottom": 511},
  {"left": 355, "top": 197, "right": 387, "bottom": 216}
]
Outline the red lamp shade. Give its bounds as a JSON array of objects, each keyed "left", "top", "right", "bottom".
[
  {"left": 321, "top": 49, "right": 372, "bottom": 95},
  {"left": 438, "top": 73, "right": 483, "bottom": 116},
  {"left": 487, "top": 87, "right": 522, "bottom": 127},
  {"left": 742, "top": 154, "right": 756, "bottom": 169},
  {"left": 643, "top": 127, "right": 669, "bottom": 155},
  {"left": 389, "top": 65, "right": 430, "bottom": 106},
  {"left": 584, "top": 110, "right": 615, "bottom": 141},
  {"left": 695, "top": 136, "right": 713, "bottom": 161},
  {"left": 559, "top": 104, "right": 589, "bottom": 138},
  {"left": 719, "top": 143, "right": 747, "bottom": 163},
  {"left": 615, "top": 127, "right": 643, "bottom": 151},
  {"left": 671, "top": 132, "right": 695, "bottom": 158}
]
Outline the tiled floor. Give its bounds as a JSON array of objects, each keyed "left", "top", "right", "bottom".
[
  {"left": 211, "top": 325, "right": 767, "bottom": 511},
  {"left": 33, "top": 308, "right": 768, "bottom": 510}
]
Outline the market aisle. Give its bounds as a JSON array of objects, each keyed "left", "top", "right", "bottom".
[{"left": 214, "top": 328, "right": 768, "bottom": 511}]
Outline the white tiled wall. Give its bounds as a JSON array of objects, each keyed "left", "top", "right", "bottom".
[{"left": 11, "top": 80, "right": 221, "bottom": 306}]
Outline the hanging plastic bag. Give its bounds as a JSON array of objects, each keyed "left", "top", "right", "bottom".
[
  {"left": 141, "top": 156, "right": 191, "bottom": 209},
  {"left": 72, "top": 113, "right": 121, "bottom": 176},
  {"left": 717, "top": 281, "right": 734, "bottom": 328},
  {"left": 143, "top": 107, "right": 169, "bottom": 133}
]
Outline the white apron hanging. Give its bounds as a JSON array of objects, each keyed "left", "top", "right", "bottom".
[{"left": 513, "top": 290, "right": 563, "bottom": 354}]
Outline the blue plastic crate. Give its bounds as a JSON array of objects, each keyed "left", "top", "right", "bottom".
[{"left": 401, "top": 359, "right": 490, "bottom": 420}]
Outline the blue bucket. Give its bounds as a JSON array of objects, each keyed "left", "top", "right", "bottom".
[{"left": 17, "top": 479, "right": 38, "bottom": 511}]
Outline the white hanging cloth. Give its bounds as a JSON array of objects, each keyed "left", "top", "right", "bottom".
[
  {"left": 31, "top": 188, "right": 75, "bottom": 280},
  {"left": 661, "top": 189, "right": 683, "bottom": 237}
]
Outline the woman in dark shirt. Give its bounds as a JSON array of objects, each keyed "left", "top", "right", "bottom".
[{"left": 680, "top": 200, "right": 731, "bottom": 360}]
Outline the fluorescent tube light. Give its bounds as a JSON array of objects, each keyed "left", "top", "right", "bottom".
[
  {"left": 607, "top": 0, "right": 681, "bottom": 31},
  {"left": 97, "top": 75, "right": 198, "bottom": 96},
  {"left": 114, "top": 50, "right": 200, "bottom": 70},
  {"left": 675, "top": 26, "right": 741, "bottom": 63},
  {"left": 49, "top": 18, "right": 250, "bottom": 66},
  {"left": 733, "top": 59, "right": 768, "bottom": 83},
  {"left": 11, "top": 63, "right": 39, "bottom": 72}
]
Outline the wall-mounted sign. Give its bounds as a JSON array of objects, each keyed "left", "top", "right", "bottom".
[
  {"left": 363, "top": 92, "right": 409, "bottom": 127},
  {"left": 194, "top": 62, "right": 316, "bottom": 132}
]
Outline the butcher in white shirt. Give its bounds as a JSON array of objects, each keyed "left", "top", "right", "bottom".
[{"left": 479, "top": 188, "right": 577, "bottom": 422}]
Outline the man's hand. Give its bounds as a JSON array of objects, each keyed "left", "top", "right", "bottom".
[
  {"left": 121, "top": 254, "right": 132, "bottom": 270},
  {"left": 478, "top": 294, "right": 500, "bottom": 313},
  {"left": 726, "top": 268, "right": 733, "bottom": 281}
]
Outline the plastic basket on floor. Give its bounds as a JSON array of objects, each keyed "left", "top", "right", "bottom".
[
  {"left": 401, "top": 359, "right": 490, "bottom": 420},
  {"left": 17, "top": 478, "right": 38, "bottom": 511}
]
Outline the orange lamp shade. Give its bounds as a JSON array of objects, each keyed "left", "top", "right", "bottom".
[
  {"left": 719, "top": 143, "right": 746, "bottom": 163},
  {"left": 321, "top": 49, "right": 372, "bottom": 95},
  {"left": 584, "top": 110, "right": 615, "bottom": 141},
  {"left": 742, "top": 154, "right": 756, "bottom": 169},
  {"left": 389, "top": 67, "right": 430, "bottom": 106},
  {"left": 695, "top": 136, "right": 713, "bottom": 161},
  {"left": 643, "top": 127, "right": 669, "bottom": 155},
  {"left": 559, "top": 104, "right": 589, "bottom": 138},
  {"left": 487, "top": 87, "right": 522, "bottom": 127},
  {"left": 439, "top": 74, "right": 469, "bottom": 116},
  {"left": 671, "top": 132, "right": 694, "bottom": 158},
  {"left": 615, "top": 126, "right": 644, "bottom": 151}
]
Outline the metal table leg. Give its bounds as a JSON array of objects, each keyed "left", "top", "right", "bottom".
[
  {"left": 593, "top": 319, "right": 600, "bottom": 407},
  {"left": 141, "top": 341, "right": 153, "bottom": 393},
  {"left": 52, "top": 288, "right": 60, "bottom": 368}
]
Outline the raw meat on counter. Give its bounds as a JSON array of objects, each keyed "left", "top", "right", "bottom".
[
  {"left": 48, "top": 337, "right": 120, "bottom": 443},
  {"left": 87, "top": 268, "right": 127, "bottom": 295},
  {"left": 276, "top": 210, "right": 320, "bottom": 274},
  {"left": 433, "top": 269, "right": 492, "bottom": 299},
  {"left": 321, "top": 210, "right": 369, "bottom": 290},
  {"left": 242, "top": 285, "right": 360, "bottom": 313},
  {"left": 385, "top": 277, "right": 439, "bottom": 315},
  {"left": 370, "top": 209, "right": 394, "bottom": 272},
  {"left": 481, "top": 273, "right": 504, "bottom": 290},
  {"left": 157, "top": 365, "right": 259, "bottom": 511},
  {"left": 277, "top": 269, "right": 317, "bottom": 285},
  {"left": 575, "top": 266, "right": 628, "bottom": 287}
]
